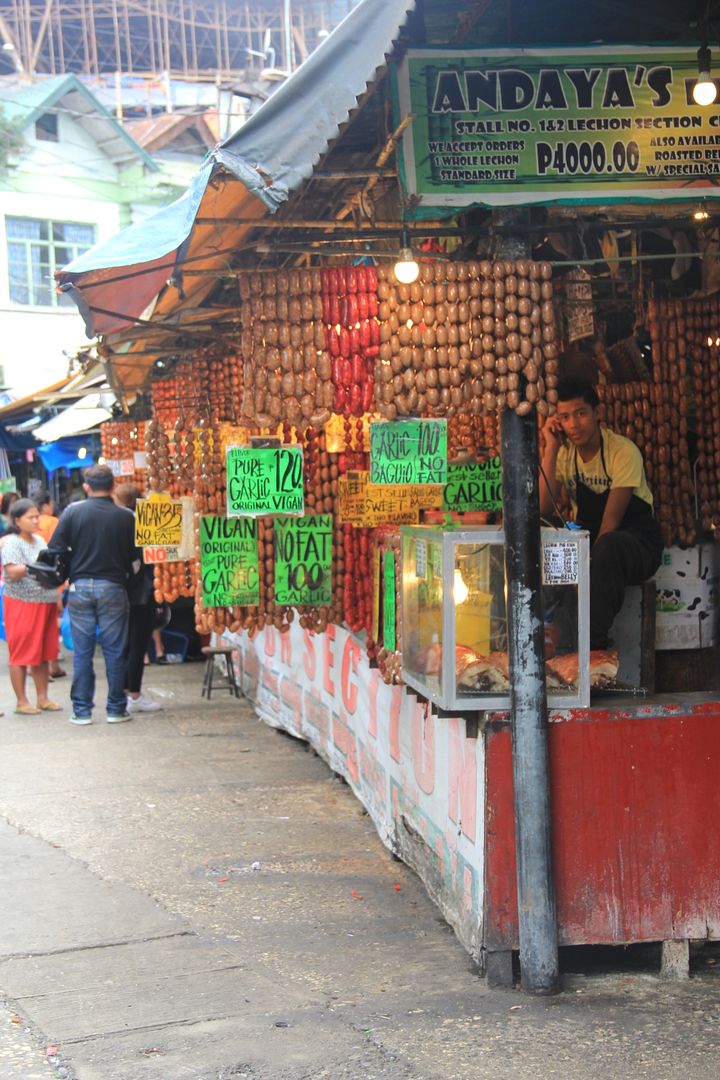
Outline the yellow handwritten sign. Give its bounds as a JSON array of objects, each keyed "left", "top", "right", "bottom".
[
  {"left": 338, "top": 471, "right": 442, "bottom": 526},
  {"left": 142, "top": 497, "right": 194, "bottom": 562},
  {"left": 135, "top": 493, "right": 184, "bottom": 547}
]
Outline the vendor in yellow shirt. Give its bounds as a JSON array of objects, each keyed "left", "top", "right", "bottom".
[{"left": 540, "top": 377, "right": 663, "bottom": 650}]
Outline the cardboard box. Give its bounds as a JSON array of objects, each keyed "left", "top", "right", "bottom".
[
  {"left": 654, "top": 544, "right": 720, "bottom": 587},
  {"left": 654, "top": 575, "right": 719, "bottom": 650},
  {"left": 655, "top": 611, "right": 718, "bottom": 650}
]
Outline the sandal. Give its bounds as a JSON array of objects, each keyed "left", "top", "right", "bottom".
[
  {"left": 39, "top": 701, "right": 63, "bottom": 712},
  {"left": 15, "top": 705, "right": 40, "bottom": 715},
  {"left": 49, "top": 669, "right": 67, "bottom": 680}
]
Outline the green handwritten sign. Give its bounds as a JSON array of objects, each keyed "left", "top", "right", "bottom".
[
  {"left": 395, "top": 46, "right": 720, "bottom": 208},
  {"left": 383, "top": 550, "right": 396, "bottom": 651},
  {"left": 370, "top": 420, "right": 447, "bottom": 485},
  {"left": 443, "top": 457, "right": 503, "bottom": 512},
  {"left": 226, "top": 445, "right": 304, "bottom": 517},
  {"left": 199, "top": 516, "right": 260, "bottom": 607},
  {"left": 274, "top": 514, "right": 333, "bottom": 606}
]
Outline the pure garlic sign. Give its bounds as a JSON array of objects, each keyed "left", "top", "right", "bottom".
[{"left": 226, "top": 446, "right": 304, "bottom": 517}]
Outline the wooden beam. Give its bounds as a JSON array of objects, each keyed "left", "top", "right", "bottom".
[{"left": 29, "top": 0, "right": 55, "bottom": 72}]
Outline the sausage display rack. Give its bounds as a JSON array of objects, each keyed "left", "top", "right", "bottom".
[{"left": 401, "top": 525, "right": 591, "bottom": 711}]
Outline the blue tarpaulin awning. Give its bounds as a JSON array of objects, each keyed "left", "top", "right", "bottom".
[{"left": 37, "top": 439, "right": 96, "bottom": 472}]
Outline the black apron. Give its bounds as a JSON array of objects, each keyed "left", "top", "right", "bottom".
[{"left": 573, "top": 439, "right": 663, "bottom": 554}]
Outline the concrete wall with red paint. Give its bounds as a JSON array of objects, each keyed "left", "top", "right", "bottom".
[{"left": 227, "top": 623, "right": 485, "bottom": 960}]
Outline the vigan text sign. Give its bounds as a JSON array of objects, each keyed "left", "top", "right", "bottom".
[{"left": 395, "top": 47, "right": 720, "bottom": 206}]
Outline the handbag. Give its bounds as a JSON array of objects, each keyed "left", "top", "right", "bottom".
[{"left": 26, "top": 548, "right": 70, "bottom": 589}]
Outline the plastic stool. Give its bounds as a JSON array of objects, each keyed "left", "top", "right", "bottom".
[{"left": 201, "top": 645, "right": 240, "bottom": 700}]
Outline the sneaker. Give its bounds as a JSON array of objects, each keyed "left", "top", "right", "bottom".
[
  {"left": 69, "top": 714, "right": 92, "bottom": 726},
  {"left": 126, "top": 694, "right": 161, "bottom": 714},
  {"left": 106, "top": 713, "right": 131, "bottom": 724}
]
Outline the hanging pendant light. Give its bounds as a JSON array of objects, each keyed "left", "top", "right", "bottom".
[
  {"left": 394, "top": 226, "right": 419, "bottom": 284},
  {"left": 693, "top": 44, "right": 717, "bottom": 106}
]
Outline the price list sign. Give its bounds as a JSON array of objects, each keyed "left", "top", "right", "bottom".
[
  {"left": 370, "top": 420, "right": 447, "bottom": 485},
  {"left": 199, "top": 516, "right": 260, "bottom": 607},
  {"left": 542, "top": 541, "right": 579, "bottom": 585},
  {"left": 226, "top": 445, "right": 304, "bottom": 517},
  {"left": 274, "top": 514, "right": 333, "bottom": 606}
]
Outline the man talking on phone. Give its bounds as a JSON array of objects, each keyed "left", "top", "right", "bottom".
[{"left": 539, "top": 376, "right": 663, "bottom": 650}]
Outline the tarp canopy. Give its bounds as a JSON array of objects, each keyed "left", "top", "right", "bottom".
[
  {"left": 55, "top": 0, "right": 416, "bottom": 391},
  {"left": 0, "top": 423, "right": 36, "bottom": 453},
  {"left": 32, "top": 394, "right": 112, "bottom": 442},
  {"left": 0, "top": 378, "right": 73, "bottom": 423},
  {"left": 37, "top": 438, "right": 96, "bottom": 473}
]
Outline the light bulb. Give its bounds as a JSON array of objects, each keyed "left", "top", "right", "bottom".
[
  {"left": 693, "top": 75, "right": 717, "bottom": 106},
  {"left": 78, "top": 447, "right": 87, "bottom": 459},
  {"left": 694, "top": 207, "right": 709, "bottom": 221},
  {"left": 394, "top": 248, "right": 419, "bottom": 284},
  {"left": 453, "top": 568, "right": 469, "bottom": 605},
  {"left": 693, "top": 46, "right": 716, "bottom": 106}
]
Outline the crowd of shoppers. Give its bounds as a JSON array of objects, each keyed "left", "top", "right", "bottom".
[{"left": 1, "top": 465, "right": 166, "bottom": 724}]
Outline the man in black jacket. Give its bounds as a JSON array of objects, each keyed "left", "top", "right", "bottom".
[{"left": 49, "top": 464, "right": 138, "bottom": 725}]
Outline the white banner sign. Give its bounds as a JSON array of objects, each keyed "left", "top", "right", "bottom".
[{"left": 224, "top": 621, "right": 485, "bottom": 959}]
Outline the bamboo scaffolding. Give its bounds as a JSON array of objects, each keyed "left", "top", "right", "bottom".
[{"left": 0, "top": 0, "right": 352, "bottom": 80}]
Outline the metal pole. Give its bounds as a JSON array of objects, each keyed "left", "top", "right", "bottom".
[
  {"left": 283, "top": 0, "right": 294, "bottom": 72},
  {"left": 501, "top": 406, "right": 559, "bottom": 995}
]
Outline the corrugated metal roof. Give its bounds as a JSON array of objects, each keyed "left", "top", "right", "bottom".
[
  {"left": 215, "top": 0, "right": 416, "bottom": 208},
  {"left": 124, "top": 112, "right": 216, "bottom": 154},
  {"left": 55, "top": 0, "right": 417, "bottom": 388}
]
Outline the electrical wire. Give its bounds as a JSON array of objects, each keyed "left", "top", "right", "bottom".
[{"left": 537, "top": 458, "right": 572, "bottom": 530}]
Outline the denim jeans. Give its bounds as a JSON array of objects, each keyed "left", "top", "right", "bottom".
[{"left": 68, "top": 579, "right": 129, "bottom": 717}]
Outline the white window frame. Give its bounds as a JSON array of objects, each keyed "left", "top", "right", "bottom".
[{"left": 6, "top": 216, "right": 96, "bottom": 308}]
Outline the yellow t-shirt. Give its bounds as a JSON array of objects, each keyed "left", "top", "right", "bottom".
[{"left": 556, "top": 427, "right": 653, "bottom": 514}]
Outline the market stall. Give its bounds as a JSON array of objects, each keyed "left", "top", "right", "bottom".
[{"left": 57, "top": 1, "right": 720, "bottom": 986}]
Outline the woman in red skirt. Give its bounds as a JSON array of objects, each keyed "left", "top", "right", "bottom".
[{"left": 2, "top": 499, "right": 62, "bottom": 714}]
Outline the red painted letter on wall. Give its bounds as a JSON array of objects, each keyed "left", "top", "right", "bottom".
[
  {"left": 368, "top": 670, "right": 380, "bottom": 739},
  {"left": 389, "top": 686, "right": 402, "bottom": 762},
  {"left": 447, "top": 717, "right": 477, "bottom": 842},
  {"left": 280, "top": 629, "right": 292, "bottom": 667},
  {"left": 302, "top": 630, "right": 316, "bottom": 682},
  {"left": 323, "top": 625, "right": 336, "bottom": 696},
  {"left": 340, "top": 637, "right": 360, "bottom": 716},
  {"left": 412, "top": 700, "right": 435, "bottom": 795}
]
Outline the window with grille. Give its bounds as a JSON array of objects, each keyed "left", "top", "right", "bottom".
[{"left": 5, "top": 217, "right": 96, "bottom": 307}]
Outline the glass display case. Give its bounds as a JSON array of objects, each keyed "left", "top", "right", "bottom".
[{"left": 401, "top": 525, "right": 590, "bottom": 711}]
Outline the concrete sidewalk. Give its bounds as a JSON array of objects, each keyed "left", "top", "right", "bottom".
[{"left": 0, "top": 651, "right": 718, "bottom": 1080}]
